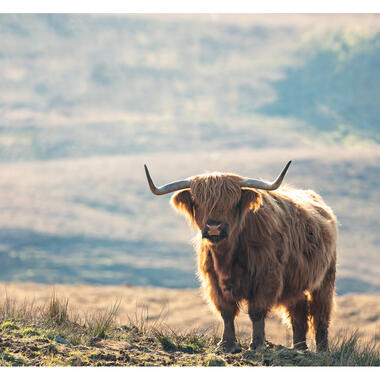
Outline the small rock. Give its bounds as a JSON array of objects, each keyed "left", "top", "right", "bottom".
[
  {"left": 137, "top": 346, "right": 150, "bottom": 352},
  {"left": 104, "top": 353, "right": 117, "bottom": 361},
  {"left": 44, "top": 344, "right": 58, "bottom": 355},
  {"left": 119, "top": 351, "right": 130, "bottom": 361},
  {"left": 205, "top": 354, "right": 227, "bottom": 367},
  {"left": 35, "top": 338, "right": 50, "bottom": 343},
  {"left": 54, "top": 336, "right": 70, "bottom": 345},
  {"left": 127, "top": 344, "right": 139, "bottom": 350},
  {"left": 89, "top": 337, "right": 101, "bottom": 346},
  {"left": 70, "top": 357, "right": 82, "bottom": 366}
]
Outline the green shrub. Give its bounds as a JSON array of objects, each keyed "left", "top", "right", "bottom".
[
  {"left": 1, "top": 321, "right": 19, "bottom": 331},
  {"left": 23, "top": 327, "right": 39, "bottom": 337},
  {"left": 155, "top": 332, "right": 177, "bottom": 352}
]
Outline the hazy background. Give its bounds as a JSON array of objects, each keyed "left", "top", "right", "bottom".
[{"left": 0, "top": 14, "right": 379, "bottom": 294}]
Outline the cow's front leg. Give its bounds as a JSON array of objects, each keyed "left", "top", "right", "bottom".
[
  {"left": 216, "top": 305, "right": 241, "bottom": 353},
  {"left": 248, "top": 308, "right": 267, "bottom": 351}
]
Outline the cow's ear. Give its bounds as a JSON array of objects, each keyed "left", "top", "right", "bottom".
[
  {"left": 171, "top": 190, "right": 195, "bottom": 221},
  {"left": 239, "top": 189, "right": 262, "bottom": 219}
]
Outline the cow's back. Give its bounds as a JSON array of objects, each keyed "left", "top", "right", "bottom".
[{"left": 241, "top": 186, "right": 338, "bottom": 305}]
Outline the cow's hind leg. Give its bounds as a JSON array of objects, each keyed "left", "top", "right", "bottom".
[
  {"left": 286, "top": 295, "right": 309, "bottom": 350},
  {"left": 248, "top": 305, "right": 267, "bottom": 351},
  {"left": 309, "top": 262, "right": 336, "bottom": 352}
]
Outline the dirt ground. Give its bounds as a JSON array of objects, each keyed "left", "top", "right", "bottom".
[
  {"left": 1, "top": 282, "right": 379, "bottom": 347},
  {"left": 0, "top": 330, "right": 338, "bottom": 367}
]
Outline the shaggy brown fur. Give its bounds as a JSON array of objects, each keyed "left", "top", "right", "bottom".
[{"left": 171, "top": 172, "right": 337, "bottom": 352}]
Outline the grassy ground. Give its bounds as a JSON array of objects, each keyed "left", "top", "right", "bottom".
[
  {"left": 2, "top": 282, "right": 379, "bottom": 347},
  {"left": 0, "top": 293, "right": 379, "bottom": 367}
]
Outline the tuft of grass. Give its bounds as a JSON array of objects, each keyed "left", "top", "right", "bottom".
[
  {"left": 23, "top": 327, "right": 39, "bottom": 337},
  {"left": 328, "top": 330, "right": 380, "bottom": 366},
  {"left": 0, "top": 292, "right": 42, "bottom": 322},
  {"left": 180, "top": 334, "right": 206, "bottom": 353},
  {"left": 1, "top": 321, "right": 19, "bottom": 331},
  {"left": 260, "top": 347, "right": 327, "bottom": 366},
  {"left": 45, "top": 292, "right": 70, "bottom": 325},
  {"left": 153, "top": 328, "right": 209, "bottom": 354},
  {"left": 85, "top": 301, "right": 120, "bottom": 339},
  {"left": 126, "top": 303, "right": 168, "bottom": 338},
  {"left": 0, "top": 292, "right": 17, "bottom": 319},
  {"left": 155, "top": 332, "right": 177, "bottom": 352}
]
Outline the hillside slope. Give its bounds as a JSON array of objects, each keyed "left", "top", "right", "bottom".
[{"left": 1, "top": 147, "right": 379, "bottom": 293}]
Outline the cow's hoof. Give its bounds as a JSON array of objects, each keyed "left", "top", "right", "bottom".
[
  {"left": 293, "top": 342, "right": 308, "bottom": 351},
  {"left": 249, "top": 342, "right": 266, "bottom": 352},
  {"left": 216, "top": 341, "right": 242, "bottom": 354}
]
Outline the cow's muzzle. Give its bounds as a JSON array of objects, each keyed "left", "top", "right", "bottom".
[{"left": 202, "top": 220, "right": 228, "bottom": 243}]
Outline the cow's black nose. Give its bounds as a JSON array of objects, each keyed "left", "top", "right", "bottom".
[{"left": 202, "top": 220, "right": 228, "bottom": 242}]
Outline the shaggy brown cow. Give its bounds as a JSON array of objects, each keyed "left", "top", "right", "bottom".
[{"left": 144, "top": 162, "right": 337, "bottom": 353}]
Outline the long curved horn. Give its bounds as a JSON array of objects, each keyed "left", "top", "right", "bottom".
[
  {"left": 240, "top": 161, "right": 292, "bottom": 190},
  {"left": 144, "top": 164, "right": 191, "bottom": 195}
]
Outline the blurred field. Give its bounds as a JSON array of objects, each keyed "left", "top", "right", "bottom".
[
  {"left": 1, "top": 146, "right": 379, "bottom": 293},
  {"left": 1, "top": 282, "right": 379, "bottom": 348},
  {"left": 0, "top": 14, "right": 379, "bottom": 294}
]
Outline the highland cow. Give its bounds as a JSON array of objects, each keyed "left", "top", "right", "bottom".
[{"left": 144, "top": 162, "right": 337, "bottom": 353}]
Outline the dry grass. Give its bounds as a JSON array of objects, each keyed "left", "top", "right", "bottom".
[
  {"left": 0, "top": 290, "right": 379, "bottom": 367},
  {"left": 0, "top": 290, "right": 120, "bottom": 348},
  {"left": 46, "top": 292, "right": 70, "bottom": 325},
  {"left": 85, "top": 301, "right": 120, "bottom": 339},
  {"left": 328, "top": 330, "right": 380, "bottom": 366},
  {"left": 1, "top": 282, "right": 379, "bottom": 348}
]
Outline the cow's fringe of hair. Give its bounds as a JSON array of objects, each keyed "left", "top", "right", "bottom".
[{"left": 190, "top": 172, "right": 242, "bottom": 214}]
